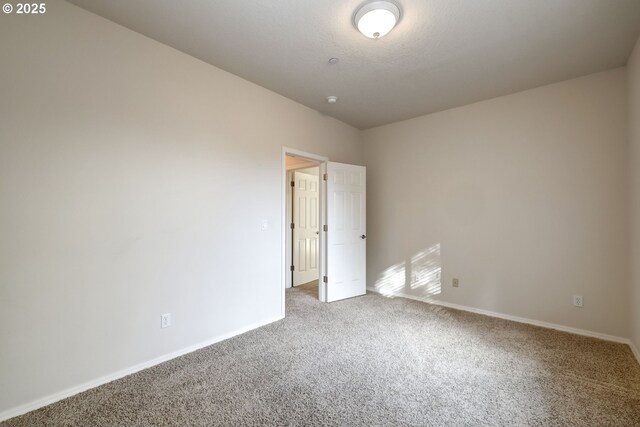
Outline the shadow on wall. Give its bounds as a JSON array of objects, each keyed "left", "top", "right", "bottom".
[{"left": 372, "top": 243, "right": 442, "bottom": 298}]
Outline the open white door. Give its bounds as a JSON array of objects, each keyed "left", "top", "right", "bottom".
[
  {"left": 325, "top": 162, "right": 366, "bottom": 302},
  {"left": 293, "top": 171, "right": 320, "bottom": 286}
]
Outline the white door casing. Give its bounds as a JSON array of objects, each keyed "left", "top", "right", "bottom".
[
  {"left": 326, "top": 162, "right": 366, "bottom": 302},
  {"left": 293, "top": 171, "right": 320, "bottom": 286}
]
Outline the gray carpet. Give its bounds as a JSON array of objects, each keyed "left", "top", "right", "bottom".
[{"left": 4, "top": 284, "right": 640, "bottom": 426}]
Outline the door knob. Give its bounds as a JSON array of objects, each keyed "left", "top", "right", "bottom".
[{"left": 361, "top": 234, "right": 366, "bottom": 239}]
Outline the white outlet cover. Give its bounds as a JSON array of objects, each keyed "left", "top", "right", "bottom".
[
  {"left": 573, "top": 296, "right": 584, "bottom": 308},
  {"left": 161, "top": 313, "right": 172, "bottom": 328}
]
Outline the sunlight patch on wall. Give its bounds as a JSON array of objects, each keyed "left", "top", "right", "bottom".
[
  {"left": 373, "top": 260, "right": 406, "bottom": 297},
  {"left": 409, "top": 243, "right": 441, "bottom": 296},
  {"left": 372, "top": 243, "right": 441, "bottom": 298}
]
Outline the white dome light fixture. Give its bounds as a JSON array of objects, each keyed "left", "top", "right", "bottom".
[{"left": 354, "top": 1, "right": 401, "bottom": 39}]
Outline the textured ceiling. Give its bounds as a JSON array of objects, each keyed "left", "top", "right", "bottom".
[{"left": 67, "top": 0, "right": 640, "bottom": 129}]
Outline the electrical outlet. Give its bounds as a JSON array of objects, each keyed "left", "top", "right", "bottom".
[
  {"left": 161, "top": 313, "right": 172, "bottom": 328},
  {"left": 573, "top": 295, "right": 584, "bottom": 308},
  {"left": 452, "top": 278, "right": 459, "bottom": 288}
]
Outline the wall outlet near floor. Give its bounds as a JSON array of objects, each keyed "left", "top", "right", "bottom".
[
  {"left": 452, "top": 278, "right": 459, "bottom": 288},
  {"left": 161, "top": 313, "right": 172, "bottom": 328},
  {"left": 573, "top": 295, "right": 584, "bottom": 308}
]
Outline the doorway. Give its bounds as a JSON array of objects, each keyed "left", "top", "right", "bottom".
[
  {"left": 281, "top": 148, "right": 367, "bottom": 317},
  {"left": 290, "top": 166, "right": 320, "bottom": 287},
  {"left": 284, "top": 152, "right": 325, "bottom": 301}
]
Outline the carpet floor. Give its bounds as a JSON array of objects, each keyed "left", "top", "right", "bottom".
[{"left": 4, "top": 284, "right": 640, "bottom": 426}]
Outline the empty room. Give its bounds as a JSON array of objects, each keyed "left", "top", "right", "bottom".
[{"left": 2, "top": 0, "right": 640, "bottom": 425}]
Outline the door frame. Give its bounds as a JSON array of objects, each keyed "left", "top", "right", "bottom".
[{"left": 282, "top": 147, "right": 328, "bottom": 317}]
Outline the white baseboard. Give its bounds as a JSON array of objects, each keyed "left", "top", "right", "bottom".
[
  {"left": 366, "top": 287, "right": 632, "bottom": 346},
  {"left": 0, "top": 314, "right": 283, "bottom": 423}
]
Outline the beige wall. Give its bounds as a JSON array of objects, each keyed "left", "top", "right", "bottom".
[
  {"left": 0, "top": 0, "right": 362, "bottom": 414},
  {"left": 630, "top": 36, "right": 640, "bottom": 354},
  {"left": 363, "top": 68, "right": 629, "bottom": 338}
]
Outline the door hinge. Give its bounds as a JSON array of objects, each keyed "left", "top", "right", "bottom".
[
  {"left": 290, "top": 265, "right": 295, "bottom": 272},
  {"left": 323, "top": 173, "right": 328, "bottom": 181},
  {"left": 323, "top": 224, "right": 328, "bottom": 232},
  {"left": 323, "top": 276, "right": 328, "bottom": 283},
  {"left": 290, "top": 180, "right": 295, "bottom": 187},
  {"left": 290, "top": 223, "right": 295, "bottom": 229}
]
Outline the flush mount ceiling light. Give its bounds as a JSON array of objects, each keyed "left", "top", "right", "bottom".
[{"left": 354, "top": 1, "right": 401, "bottom": 39}]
